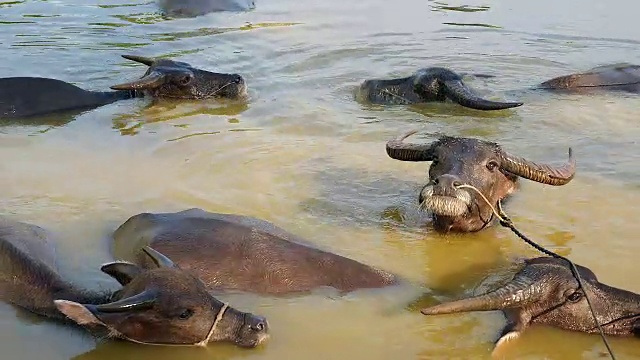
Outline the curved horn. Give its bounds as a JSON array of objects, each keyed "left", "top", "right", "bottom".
[
  {"left": 442, "top": 80, "right": 523, "bottom": 111},
  {"left": 421, "top": 277, "right": 536, "bottom": 315},
  {"left": 110, "top": 70, "right": 165, "bottom": 91},
  {"left": 499, "top": 148, "right": 576, "bottom": 186},
  {"left": 142, "top": 246, "right": 176, "bottom": 268},
  {"left": 121, "top": 54, "right": 155, "bottom": 66},
  {"left": 93, "top": 289, "right": 157, "bottom": 313},
  {"left": 386, "top": 130, "right": 436, "bottom": 162}
]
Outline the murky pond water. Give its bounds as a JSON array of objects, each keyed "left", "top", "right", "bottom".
[{"left": 1, "top": 0, "right": 640, "bottom": 359}]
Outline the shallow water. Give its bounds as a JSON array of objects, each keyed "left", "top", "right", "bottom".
[{"left": 1, "top": 0, "right": 640, "bottom": 359}]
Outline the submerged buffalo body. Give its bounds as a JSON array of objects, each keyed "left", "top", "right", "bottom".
[
  {"left": 158, "top": 0, "right": 256, "bottom": 17},
  {"left": 386, "top": 130, "right": 575, "bottom": 233},
  {"left": 538, "top": 63, "right": 640, "bottom": 93},
  {"left": 421, "top": 257, "right": 640, "bottom": 352},
  {"left": 0, "top": 216, "right": 268, "bottom": 348},
  {"left": 0, "top": 54, "right": 247, "bottom": 119},
  {"left": 111, "top": 209, "right": 399, "bottom": 295},
  {"left": 359, "top": 64, "right": 640, "bottom": 109}
]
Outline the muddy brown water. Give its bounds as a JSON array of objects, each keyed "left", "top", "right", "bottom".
[{"left": 1, "top": 0, "right": 639, "bottom": 359}]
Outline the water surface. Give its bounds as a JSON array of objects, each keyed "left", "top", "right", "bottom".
[{"left": 1, "top": 0, "right": 639, "bottom": 359}]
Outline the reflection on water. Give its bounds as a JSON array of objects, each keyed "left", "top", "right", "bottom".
[
  {"left": 0, "top": 1, "right": 24, "bottom": 8},
  {"left": 0, "top": 111, "right": 79, "bottom": 130},
  {"left": 148, "top": 22, "right": 301, "bottom": 42},
  {"left": 1, "top": 0, "right": 640, "bottom": 359},
  {"left": 430, "top": 3, "right": 490, "bottom": 13},
  {"left": 443, "top": 22, "right": 502, "bottom": 29},
  {"left": 112, "top": 13, "right": 169, "bottom": 25},
  {"left": 110, "top": 98, "right": 250, "bottom": 136}
]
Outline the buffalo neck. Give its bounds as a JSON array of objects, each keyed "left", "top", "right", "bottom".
[
  {"left": 10, "top": 274, "right": 113, "bottom": 321},
  {"left": 0, "top": 240, "right": 113, "bottom": 322},
  {"left": 31, "top": 89, "right": 143, "bottom": 118},
  {"left": 94, "top": 89, "right": 142, "bottom": 102}
]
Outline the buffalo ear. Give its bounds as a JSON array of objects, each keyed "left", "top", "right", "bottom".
[
  {"left": 100, "top": 262, "right": 143, "bottom": 285},
  {"left": 54, "top": 300, "right": 105, "bottom": 327}
]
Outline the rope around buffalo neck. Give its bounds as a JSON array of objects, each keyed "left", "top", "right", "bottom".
[
  {"left": 455, "top": 184, "right": 616, "bottom": 360},
  {"left": 197, "top": 302, "right": 229, "bottom": 347},
  {"left": 381, "top": 89, "right": 411, "bottom": 104}
]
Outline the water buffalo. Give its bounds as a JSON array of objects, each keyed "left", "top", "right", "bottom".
[
  {"left": 358, "top": 64, "right": 640, "bottom": 110},
  {"left": 111, "top": 208, "right": 399, "bottom": 295},
  {"left": 0, "top": 54, "right": 247, "bottom": 119},
  {"left": 0, "top": 217, "right": 268, "bottom": 348},
  {"left": 158, "top": 0, "right": 256, "bottom": 17},
  {"left": 357, "top": 67, "right": 524, "bottom": 111},
  {"left": 421, "top": 257, "right": 640, "bottom": 351},
  {"left": 386, "top": 130, "right": 576, "bottom": 233}
]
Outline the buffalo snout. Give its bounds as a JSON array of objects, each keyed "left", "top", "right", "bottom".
[
  {"left": 247, "top": 314, "right": 268, "bottom": 332},
  {"left": 234, "top": 312, "right": 270, "bottom": 348}
]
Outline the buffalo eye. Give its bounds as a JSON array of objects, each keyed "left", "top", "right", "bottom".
[
  {"left": 178, "top": 309, "right": 194, "bottom": 320},
  {"left": 486, "top": 160, "right": 499, "bottom": 171},
  {"left": 567, "top": 291, "right": 583, "bottom": 303},
  {"left": 178, "top": 74, "right": 193, "bottom": 86}
]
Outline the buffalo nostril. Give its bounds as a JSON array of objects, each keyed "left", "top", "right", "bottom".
[
  {"left": 233, "top": 75, "right": 243, "bottom": 84},
  {"left": 435, "top": 175, "right": 462, "bottom": 189}
]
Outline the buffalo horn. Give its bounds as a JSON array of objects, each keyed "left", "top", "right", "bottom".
[
  {"left": 121, "top": 54, "right": 155, "bottom": 66},
  {"left": 442, "top": 80, "right": 523, "bottom": 111},
  {"left": 421, "top": 277, "right": 537, "bottom": 315},
  {"left": 110, "top": 70, "right": 165, "bottom": 91},
  {"left": 93, "top": 289, "right": 157, "bottom": 313},
  {"left": 386, "top": 130, "right": 436, "bottom": 162},
  {"left": 499, "top": 148, "right": 576, "bottom": 186}
]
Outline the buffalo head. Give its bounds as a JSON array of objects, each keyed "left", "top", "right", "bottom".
[
  {"left": 359, "top": 67, "right": 523, "bottom": 110},
  {"left": 54, "top": 246, "right": 268, "bottom": 348},
  {"left": 421, "top": 257, "right": 640, "bottom": 350},
  {"left": 386, "top": 130, "right": 576, "bottom": 232},
  {"left": 110, "top": 55, "right": 247, "bottom": 100}
]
